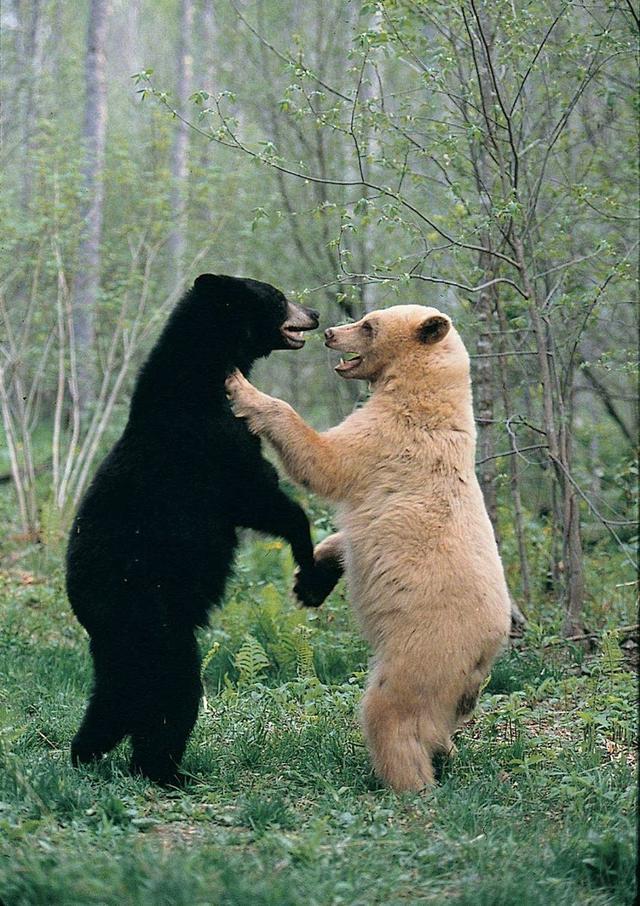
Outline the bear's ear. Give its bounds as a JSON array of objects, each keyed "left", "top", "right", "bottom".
[
  {"left": 194, "top": 273, "right": 228, "bottom": 290},
  {"left": 417, "top": 315, "right": 450, "bottom": 345}
]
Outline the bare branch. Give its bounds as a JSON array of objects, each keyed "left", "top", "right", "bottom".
[
  {"left": 143, "top": 77, "right": 522, "bottom": 271},
  {"left": 622, "top": 0, "right": 639, "bottom": 29},
  {"left": 349, "top": 52, "right": 368, "bottom": 185},
  {"left": 476, "top": 444, "right": 549, "bottom": 465},
  {"left": 229, "top": 0, "right": 352, "bottom": 102},
  {"left": 509, "top": 6, "right": 568, "bottom": 115},
  {"left": 468, "top": 0, "right": 520, "bottom": 190},
  {"left": 548, "top": 452, "right": 638, "bottom": 571},
  {"left": 563, "top": 241, "right": 639, "bottom": 394},
  {"left": 580, "top": 363, "right": 635, "bottom": 446}
]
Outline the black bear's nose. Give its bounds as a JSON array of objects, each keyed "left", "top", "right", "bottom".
[
  {"left": 324, "top": 328, "right": 334, "bottom": 341},
  {"left": 308, "top": 308, "right": 320, "bottom": 322}
]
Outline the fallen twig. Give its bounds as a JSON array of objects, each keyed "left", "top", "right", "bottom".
[{"left": 540, "top": 623, "right": 639, "bottom": 647}]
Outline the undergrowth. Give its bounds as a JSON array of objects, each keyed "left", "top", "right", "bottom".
[{"left": 0, "top": 531, "right": 636, "bottom": 905}]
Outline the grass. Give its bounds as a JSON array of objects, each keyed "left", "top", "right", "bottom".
[{"left": 0, "top": 512, "right": 637, "bottom": 904}]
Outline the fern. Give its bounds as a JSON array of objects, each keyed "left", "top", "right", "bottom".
[
  {"left": 39, "top": 497, "right": 67, "bottom": 546},
  {"left": 294, "top": 626, "right": 316, "bottom": 679},
  {"left": 200, "top": 640, "right": 220, "bottom": 681},
  {"left": 599, "top": 630, "right": 623, "bottom": 676},
  {"left": 234, "top": 635, "right": 271, "bottom": 688},
  {"left": 219, "top": 595, "right": 259, "bottom": 649},
  {"left": 255, "top": 584, "right": 310, "bottom": 677},
  {"left": 211, "top": 583, "right": 319, "bottom": 684},
  {"left": 269, "top": 626, "right": 299, "bottom": 674},
  {"left": 255, "top": 586, "right": 294, "bottom": 673}
]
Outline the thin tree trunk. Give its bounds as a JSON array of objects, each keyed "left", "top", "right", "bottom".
[
  {"left": 168, "top": 0, "right": 194, "bottom": 281},
  {"left": 201, "top": 0, "right": 215, "bottom": 88},
  {"left": 496, "top": 300, "right": 531, "bottom": 614},
  {"left": 475, "top": 288, "right": 498, "bottom": 528},
  {"left": 559, "top": 371, "right": 586, "bottom": 636},
  {"left": 467, "top": 8, "right": 500, "bottom": 529},
  {"left": 200, "top": 0, "right": 216, "bottom": 173},
  {"left": 514, "top": 236, "right": 586, "bottom": 635},
  {"left": 355, "top": 52, "right": 377, "bottom": 315},
  {"left": 475, "top": 283, "right": 528, "bottom": 633},
  {"left": 73, "top": 0, "right": 110, "bottom": 416},
  {"left": 20, "top": 0, "right": 44, "bottom": 208}
]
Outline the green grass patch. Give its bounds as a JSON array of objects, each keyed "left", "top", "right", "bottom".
[{"left": 0, "top": 536, "right": 636, "bottom": 905}]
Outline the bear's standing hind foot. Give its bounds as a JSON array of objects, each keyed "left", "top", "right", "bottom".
[
  {"left": 361, "top": 684, "right": 438, "bottom": 793},
  {"left": 71, "top": 691, "right": 127, "bottom": 766}
]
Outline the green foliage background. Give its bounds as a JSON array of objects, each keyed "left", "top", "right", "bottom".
[{"left": 0, "top": 1, "right": 637, "bottom": 902}]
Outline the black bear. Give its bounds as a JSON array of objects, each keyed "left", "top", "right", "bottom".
[{"left": 67, "top": 274, "right": 325, "bottom": 784}]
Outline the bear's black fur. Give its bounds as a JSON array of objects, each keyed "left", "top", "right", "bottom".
[{"left": 67, "top": 274, "right": 323, "bottom": 784}]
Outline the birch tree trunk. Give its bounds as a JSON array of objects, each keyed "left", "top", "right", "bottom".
[
  {"left": 496, "top": 301, "right": 531, "bottom": 612},
  {"left": 197, "top": 0, "right": 217, "bottom": 225},
  {"left": 168, "top": 0, "right": 194, "bottom": 282},
  {"left": 73, "top": 0, "right": 109, "bottom": 416},
  {"left": 20, "top": 0, "right": 44, "bottom": 208},
  {"left": 475, "top": 288, "right": 498, "bottom": 528}
]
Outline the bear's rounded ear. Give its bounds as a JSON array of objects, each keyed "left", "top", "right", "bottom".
[
  {"left": 417, "top": 315, "right": 450, "bottom": 345},
  {"left": 194, "top": 273, "right": 222, "bottom": 289},
  {"left": 194, "top": 274, "right": 237, "bottom": 300}
]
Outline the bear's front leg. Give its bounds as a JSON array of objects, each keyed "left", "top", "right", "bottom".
[
  {"left": 226, "top": 370, "right": 350, "bottom": 500},
  {"left": 234, "top": 485, "right": 327, "bottom": 607},
  {"left": 293, "top": 531, "right": 345, "bottom": 607}
]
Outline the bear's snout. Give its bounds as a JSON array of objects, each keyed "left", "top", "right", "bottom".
[{"left": 325, "top": 327, "right": 345, "bottom": 349}]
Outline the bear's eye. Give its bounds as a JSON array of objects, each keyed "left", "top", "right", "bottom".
[{"left": 361, "top": 321, "right": 374, "bottom": 334}]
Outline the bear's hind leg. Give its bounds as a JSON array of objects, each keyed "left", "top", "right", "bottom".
[
  {"left": 71, "top": 639, "right": 128, "bottom": 766},
  {"left": 361, "top": 682, "right": 435, "bottom": 793},
  {"left": 361, "top": 665, "right": 454, "bottom": 793},
  {"left": 129, "top": 629, "right": 202, "bottom": 785},
  {"left": 71, "top": 685, "right": 127, "bottom": 766}
]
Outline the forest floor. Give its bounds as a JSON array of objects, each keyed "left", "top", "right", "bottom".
[{"left": 0, "top": 504, "right": 637, "bottom": 905}]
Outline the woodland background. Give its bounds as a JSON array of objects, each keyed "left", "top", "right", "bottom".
[
  {"left": 1, "top": 0, "right": 637, "bottom": 634},
  {"left": 0, "top": 2, "right": 637, "bottom": 903}
]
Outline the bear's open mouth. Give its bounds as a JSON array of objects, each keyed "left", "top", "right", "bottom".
[
  {"left": 335, "top": 353, "right": 363, "bottom": 373},
  {"left": 281, "top": 323, "right": 315, "bottom": 349},
  {"left": 280, "top": 300, "right": 319, "bottom": 349}
]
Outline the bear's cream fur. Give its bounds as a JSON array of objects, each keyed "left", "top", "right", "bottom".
[{"left": 226, "top": 304, "right": 511, "bottom": 791}]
